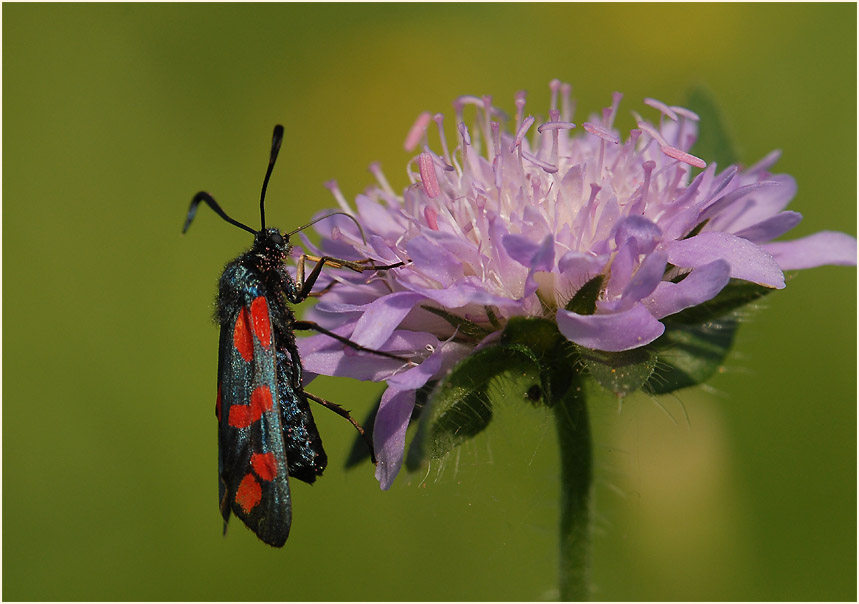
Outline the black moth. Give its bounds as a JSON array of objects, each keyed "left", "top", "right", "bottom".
[{"left": 184, "top": 125, "right": 403, "bottom": 547}]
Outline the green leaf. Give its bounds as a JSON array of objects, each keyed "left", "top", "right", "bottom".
[
  {"left": 642, "top": 279, "right": 773, "bottom": 394},
  {"left": 564, "top": 274, "right": 604, "bottom": 315},
  {"left": 646, "top": 317, "right": 738, "bottom": 394},
  {"left": 667, "top": 279, "right": 773, "bottom": 325},
  {"left": 578, "top": 346, "right": 657, "bottom": 397},
  {"left": 409, "top": 345, "right": 542, "bottom": 463},
  {"left": 687, "top": 86, "right": 739, "bottom": 169}
]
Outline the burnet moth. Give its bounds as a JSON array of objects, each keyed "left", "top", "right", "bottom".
[{"left": 184, "top": 125, "right": 404, "bottom": 547}]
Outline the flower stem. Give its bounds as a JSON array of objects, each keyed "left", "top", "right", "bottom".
[{"left": 553, "top": 381, "right": 593, "bottom": 601}]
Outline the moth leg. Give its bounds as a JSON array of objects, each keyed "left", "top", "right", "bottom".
[
  {"left": 294, "top": 320, "right": 415, "bottom": 364},
  {"left": 304, "top": 390, "right": 376, "bottom": 464},
  {"left": 292, "top": 254, "right": 405, "bottom": 303}
]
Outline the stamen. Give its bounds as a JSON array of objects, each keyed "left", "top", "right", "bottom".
[
  {"left": 625, "top": 160, "right": 654, "bottom": 216},
  {"left": 368, "top": 162, "right": 395, "bottom": 196},
  {"left": 644, "top": 97, "right": 679, "bottom": 121},
  {"left": 424, "top": 205, "right": 439, "bottom": 230},
  {"left": 549, "top": 78, "right": 561, "bottom": 111},
  {"left": 522, "top": 149, "right": 558, "bottom": 173},
  {"left": 546, "top": 109, "right": 561, "bottom": 170},
  {"left": 433, "top": 113, "right": 452, "bottom": 167},
  {"left": 419, "top": 152, "right": 441, "bottom": 199},
  {"left": 514, "top": 90, "right": 527, "bottom": 131},
  {"left": 560, "top": 82, "right": 574, "bottom": 122},
  {"left": 324, "top": 180, "right": 354, "bottom": 214},
  {"left": 670, "top": 106, "right": 699, "bottom": 121},
  {"left": 536, "top": 119, "right": 576, "bottom": 133},
  {"left": 660, "top": 145, "right": 707, "bottom": 169},
  {"left": 458, "top": 122, "right": 471, "bottom": 167},
  {"left": 511, "top": 115, "right": 536, "bottom": 153},
  {"left": 404, "top": 111, "right": 432, "bottom": 152},
  {"left": 582, "top": 122, "right": 620, "bottom": 144},
  {"left": 606, "top": 92, "right": 623, "bottom": 129},
  {"left": 483, "top": 96, "right": 494, "bottom": 161},
  {"left": 635, "top": 119, "right": 669, "bottom": 147}
]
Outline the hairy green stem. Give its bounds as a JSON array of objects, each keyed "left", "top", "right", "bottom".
[{"left": 553, "top": 383, "right": 593, "bottom": 601}]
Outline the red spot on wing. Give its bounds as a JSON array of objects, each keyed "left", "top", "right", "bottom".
[
  {"left": 250, "top": 297, "right": 272, "bottom": 348},
  {"left": 228, "top": 405, "right": 252, "bottom": 429},
  {"left": 251, "top": 452, "right": 278, "bottom": 482},
  {"left": 233, "top": 307, "right": 254, "bottom": 362},
  {"left": 215, "top": 384, "right": 222, "bottom": 422},
  {"left": 228, "top": 385, "right": 274, "bottom": 429},
  {"left": 250, "top": 385, "right": 273, "bottom": 416},
  {"left": 235, "top": 473, "right": 262, "bottom": 513}
]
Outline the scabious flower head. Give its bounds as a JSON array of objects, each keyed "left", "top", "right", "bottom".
[{"left": 296, "top": 81, "right": 857, "bottom": 489}]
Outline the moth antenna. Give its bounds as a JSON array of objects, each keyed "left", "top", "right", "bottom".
[
  {"left": 260, "top": 124, "right": 285, "bottom": 231},
  {"left": 286, "top": 211, "right": 368, "bottom": 244},
  {"left": 183, "top": 191, "right": 256, "bottom": 236}
]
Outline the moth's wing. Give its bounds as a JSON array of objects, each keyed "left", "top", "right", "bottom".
[
  {"left": 217, "top": 296, "right": 292, "bottom": 547},
  {"left": 274, "top": 339, "right": 327, "bottom": 484}
]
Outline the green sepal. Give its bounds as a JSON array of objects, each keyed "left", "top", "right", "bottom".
[
  {"left": 408, "top": 344, "right": 542, "bottom": 464},
  {"left": 665, "top": 279, "right": 773, "bottom": 325},
  {"left": 642, "top": 280, "right": 772, "bottom": 394},
  {"left": 578, "top": 346, "right": 657, "bottom": 398},
  {"left": 501, "top": 316, "right": 579, "bottom": 402},
  {"left": 687, "top": 86, "right": 739, "bottom": 169},
  {"left": 645, "top": 318, "right": 738, "bottom": 394},
  {"left": 564, "top": 275, "right": 604, "bottom": 315}
]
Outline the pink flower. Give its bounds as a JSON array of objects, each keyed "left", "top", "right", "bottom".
[{"left": 295, "top": 81, "right": 856, "bottom": 489}]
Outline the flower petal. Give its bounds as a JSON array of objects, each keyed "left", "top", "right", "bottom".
[
  {"left": 351, "top": 292, "right": 427, "bottom": 349},
  {"left": 762, "top": 231, "right": 857, "bottom": 270},
  {"left": 613, "top": 215, "right": 662, "bottom": 254},
  {"left": 665, "top": 231, "right": 785, "bottom": 289},
  {"left": 401, "top": 278, "right": 524, "bottom": 309},
  {"left": 374, "top": 388, "right": 416, "bottom": 490},
  {"left": 406, "top": 235, "right": 465, "bottom": 285},
  {"left": 733, "top": 211, "right": 803, "bottom": 243},
  {"left": 557, "top": 303, "right": 665, "bottom": 351},
  {"left": 620, "top": 251, "right": 668, "bottom": 307},
  {"left": 374, "top": 351, "right": 443, "bottom": 490},
  {"left": 501, "top": 233, "right": 541, "bottom": 267},
  {"left": 643, "top": 259, "right": 731, "bottom": 319}
]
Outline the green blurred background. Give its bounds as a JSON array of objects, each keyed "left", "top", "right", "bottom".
[{"left": 3, "top": 3, "right": 856, "bottom": 601}]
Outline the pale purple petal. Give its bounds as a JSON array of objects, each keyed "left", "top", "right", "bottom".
[
  {"left": 300, "top": 330, "right": 439, "bottom": 382},
  {"left": 558, "top": 251, "right": 607, "bottom": 280},
  {"left": 762, "top": 231, "right": 857, "bottom": 270},
  {"left": 387, "top": 345, "right": 443, "bottom": 390},
  {"left": 355, "top": 194, "right": 405, "bottom": 240},
  {"left": 503, "top": 234, "right": 555, "bottom": 297},
  {"left": 620, "top": 251, "right": 668, "bottom": 307},
  {"left": 733, "top": 211, "right": 803, "bottom": 243},
  {"left": 501, "top": 233, "right": 541, "bottom": 267},
  {"left": 401, "top": 278, "right": 525, "bottom": 309},
  {"left": 374, "top": 387, "right": 416, "bottom": 490},
  {"left": 643, "top": 260, "right": 731, "bottom": 319},
  {"left": 605, "top": 239, "right": 637, "bottom": 298},
  {"left": 710, "top": 174, "right": 797, "bottom": 233},
  {"left": 351, "top": 292, "right": 427, "bottom": 349},
  {"left": 556, "top": 303, "right": 665, "bottom": 351},
  {"left": 665, "top": 231, "right": 785, "bottom": 289},
  {"left": 613, "top": 215, "right": 662, "bottom": 254},
  {"left": 374, "top": 351, "right": 443, "bottom": 490},
  {"left": 406, "top": 236, "right": 465, "bottom": 285}
]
